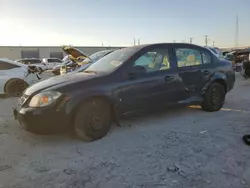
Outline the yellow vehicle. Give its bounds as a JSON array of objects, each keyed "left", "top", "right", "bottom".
[
  {"left": 60, "top": 46, "right": 90, "bottom": 75},
  {"left": 62, "top": 45, "right": 89, "bottom": 65}
]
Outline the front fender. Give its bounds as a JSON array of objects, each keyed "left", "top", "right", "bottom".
[{"left": 64, "top": 89, "right": 119, "bottom": 117}]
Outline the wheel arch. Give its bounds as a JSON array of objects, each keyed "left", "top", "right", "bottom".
[
  {"left": 213, "top": 79, "right": 227, "bottom": 93},
  {"left": 201, "top": 73, "right": 228, "bottom": 95},
  {"left": 67, "top": 94, "right": 116, "bottom": 128},
  {"left": 4, "top": 78, "right": 28, "bottom": 93}
]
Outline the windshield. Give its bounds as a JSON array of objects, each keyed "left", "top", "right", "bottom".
[{"left": 84, "top": 48, "right": 137, "bottom": 73}]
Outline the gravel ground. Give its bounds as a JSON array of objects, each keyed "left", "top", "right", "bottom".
[{"left": 0, "top": 72, "right": 250, "bottom": 188}]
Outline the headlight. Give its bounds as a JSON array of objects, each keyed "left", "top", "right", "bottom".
[{"left": 29, "top": 91, "right": 62, "bottom": 107}]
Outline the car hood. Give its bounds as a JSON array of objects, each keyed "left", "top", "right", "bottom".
[
  {"left": 62, "top": 46, "right": 88, "bottom": 59},
  {"left": 24, "top": 72, "right": 97, "bottom": 95}
]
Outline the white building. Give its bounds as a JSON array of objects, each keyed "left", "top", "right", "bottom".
[{"left": 0, "top": 46, "right": 124, "bottom": 60}]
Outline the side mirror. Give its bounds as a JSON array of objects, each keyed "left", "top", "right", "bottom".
[{"left": 128, "top": 65, "right": 146, "bottom": 79}]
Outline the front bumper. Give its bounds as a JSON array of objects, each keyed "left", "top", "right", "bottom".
[{"left": 13, "top": 99, "right": 71, "bottom": 134}]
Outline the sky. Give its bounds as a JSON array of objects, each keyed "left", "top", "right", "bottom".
[{"left": 0, "top": 0, "right": 250, "bottom": 47}]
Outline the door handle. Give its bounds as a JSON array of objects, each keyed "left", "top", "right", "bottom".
[
  {"left": 203, "top": 70, "right": 210, "bottom": 75},
  {"left": 164, "top": 76, "right": 174, "bottom": 81}
]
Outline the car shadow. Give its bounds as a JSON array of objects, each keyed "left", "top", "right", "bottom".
[
  {"left": 15, "top": 105, "right": 202, "bottom": 145},
  {"left": 110, "top": 105, "right": 202, "bottom": 131}
]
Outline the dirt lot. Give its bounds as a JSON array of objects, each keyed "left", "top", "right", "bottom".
[{"left": 0, "top": 72, "right": 250, "bottom": 188}]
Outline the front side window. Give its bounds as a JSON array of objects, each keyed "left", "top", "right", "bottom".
[
  {"left": 176, "top": 48, "right": 211, "bottom": 67},
  {"left": 134, "top": 49, "right": 170, "bottom": 73}
]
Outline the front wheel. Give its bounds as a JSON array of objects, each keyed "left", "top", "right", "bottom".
[
  {"left": 74, "top": 98, "right": 112, "bottom": 142},
  {"left": 201, "top": 82, "right": 226, "bottom": 112}
]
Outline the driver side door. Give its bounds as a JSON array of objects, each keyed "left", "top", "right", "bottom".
[{"left": 117, "top": 46, "right": 180, "bottom": 114}]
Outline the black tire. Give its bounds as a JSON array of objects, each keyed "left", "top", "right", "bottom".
[
  {"left": 74, "top": 98, "right": 112, "bottom": 142},
  {"left": 242, "top": 135, "right": 250, "bottom": 146},
  {"left": 5, "top": 79, "right": 28, "bottom": 97},
  {"left": 201, "top": 82, "right": 226, "bottom": 112}
]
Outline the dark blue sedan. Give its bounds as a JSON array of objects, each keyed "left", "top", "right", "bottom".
[{"left": 14, "top": 43, "right": 235, "bottom": 141}]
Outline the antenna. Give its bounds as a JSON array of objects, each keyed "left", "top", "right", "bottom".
[{"left": 235, "top": 14, "right": 239, "bottom": 47}]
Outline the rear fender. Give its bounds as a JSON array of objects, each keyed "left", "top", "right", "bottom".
[{"left": 201, "top": 72, "right": 227, "bottom": 95}]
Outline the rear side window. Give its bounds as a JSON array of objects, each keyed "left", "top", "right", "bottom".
[
  {"left": 201, "top": 51, "right": 212, "bottom": 64},
  {"left": 175, "top": 48, "right": 211, "bottom": 67},
  {"left": 0, "top": 61, "right": 20, "bottom": 70}
]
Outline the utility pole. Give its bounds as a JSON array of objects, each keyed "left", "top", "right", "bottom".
[
  {"left": 138, "top": 39, "right": 140, "bottom": 45},
  {"left": 235, "top": 14, "right": 239, "bottom": 47},
  {"left": 133, "top": 38, "right": 136, "bottom": 46},
  {"left": 204, "top": 35, "right": 208, "bottom": 46},
  {"left": 212, "top": 41, "right": 215, "bottom": 47},
  {"left": 102, "top": 42, "right": 104, "bottom": 47},
  {"left": 189, "top": 37, "right": 193, "bottom": 44},
  {"left": 173, "top": 40, "right": 176, "bottom": 43}
]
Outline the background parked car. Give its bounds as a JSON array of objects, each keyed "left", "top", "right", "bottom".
[
  {"left": 41, "top": 58, "right": 63, "bottom": 69},
  {"left": 62, "top": 45, "right": 88, "bottom": 65},
  {"left": 0, "top": 58, "right": 41, "bottom": 96},
  {"left": 15, "top": 58, "right": 47, "bottom": 73},
  {"left": 204, "top": 46, "right": 224, "bottom": 58},
  {"left": 61, "top": 49, "right": 114, "bottom": 75},
  {"left": 13, "top": 43, "right": 235, "bottom": 142},
  {"left": 52, "top": 46, "right": 89, "bottom": 75}
]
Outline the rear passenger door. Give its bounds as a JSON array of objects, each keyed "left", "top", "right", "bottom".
[{"left": 173, "top": 46, "right": 213, "bottom": 98}]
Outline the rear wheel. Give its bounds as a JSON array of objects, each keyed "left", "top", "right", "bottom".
[
  {"left": 5, "top": 79, "right": 28, "bottom": 97},
  {"left": 74, "top": 98, "right": 112, "bottom": 142},
  {"left": 201, "top": 82, "right": 226, "bottom": 112}
]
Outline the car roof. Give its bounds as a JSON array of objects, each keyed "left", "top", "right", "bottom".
[
  {"left": 0, "top": 58, "right": 27, "bottom": 67},
  {"left": 123, "top": 43, "right": 208, "bottom": 52}
]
